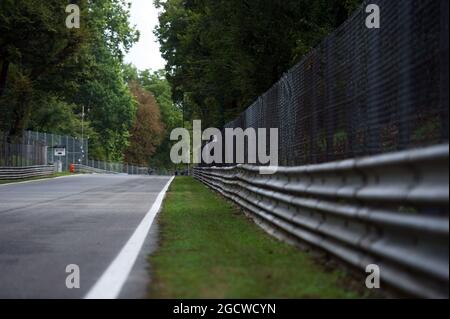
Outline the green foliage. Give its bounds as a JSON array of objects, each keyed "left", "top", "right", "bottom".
[
  {"left": 29, "top": 96, "right": 87, "bottom": 136},
  {"left": 0, "top": 0, "right": 88, "bottom": 137},
  {"left": 88, "top": 0, "right": 140, "bottom": 62},
  {"left": 0, "top": 0, "right": 364, "bottom": 167},
  {"left": 0, "top": 0, "right": 139, "bottom": 161},
  {"left": 140, "top": 70, "right": 182, "bottom": 169},
  {"left": 155, "top": 0, "right": 363, "bottom": 127},
  {"left": 72, "top": 42, "right": 137, "bottom": 161},
  {"left": 139, "top": 69, "right": 182, "bottom": 132}
]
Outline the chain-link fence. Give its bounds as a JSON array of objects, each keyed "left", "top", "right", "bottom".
[
  {"left": 22, "top": 130, "right": 88, "bottom": 171},
  {"left": 0, "top": 138, "right": 47, "bottom": 167},
  {"left": 2, "top": 130, "right": 173, "bottom": 175},
  {"left": 19, "top": 130, "right": 168, "bottom": 175},
  {"left": 223, "top": 0, "right": 448, "bottom": 166}
]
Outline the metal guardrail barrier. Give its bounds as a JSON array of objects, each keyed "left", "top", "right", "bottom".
[
  {"left": 194, "top": 144, "right": 449, "bottom": 298},
  {"left": 82, "top": 160, "right": 150, "bottom": 175},
  {"left": 74, "top": 163, "right": 153, "bottom": 175},
  {"left": 73, "top": 164, "right": 119, "bottom": 175},
  {"left": 0, "top": 165, "right": 55, "bottom": 180}
]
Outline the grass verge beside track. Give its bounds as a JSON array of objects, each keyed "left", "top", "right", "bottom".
[{"left": 149, "top": 177, "right": 364, "bottom": 298}]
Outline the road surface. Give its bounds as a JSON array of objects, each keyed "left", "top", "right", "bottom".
[{"left": 0, "top": 174, "right": 172, "bottom": 298}]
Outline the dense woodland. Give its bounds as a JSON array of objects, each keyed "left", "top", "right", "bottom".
[
  {"left": 156, "top": 0, "right": 362, "bottom": 128},
  {"left": 0, "top": 0, "right": 362, "bottom": 168}
]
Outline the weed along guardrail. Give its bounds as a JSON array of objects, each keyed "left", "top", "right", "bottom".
[{"left": 194, "top": 144, "right": 449, "bottom": 298}]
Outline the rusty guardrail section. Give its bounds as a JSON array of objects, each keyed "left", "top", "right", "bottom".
[
  {"left": 194, "top": 144, "right": 449, "bottom": 298},
  {"left": 0, "top": 165, "right": 55, "bottom": 180}
]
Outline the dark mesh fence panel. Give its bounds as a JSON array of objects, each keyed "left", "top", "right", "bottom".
[{"left": 223, "top": 0, "right": 448, "bottom": 166}]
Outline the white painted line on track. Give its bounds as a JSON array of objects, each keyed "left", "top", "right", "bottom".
[{"left": 84, "top": 176, "right": 175, "bottom": 299}]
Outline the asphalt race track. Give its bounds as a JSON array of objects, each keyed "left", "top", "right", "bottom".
[{"left": 0, "top": 174, "right": 172, "bottom": 299}]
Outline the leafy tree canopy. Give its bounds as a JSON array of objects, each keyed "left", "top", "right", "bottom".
[
  {"left": 0, "top": 0, "right": 140, "bottom": 161},
  {"left": 155, "top": 0, "right": 362, "bottom": 127}
]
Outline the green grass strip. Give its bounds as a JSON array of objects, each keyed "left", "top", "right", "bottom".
[{"left": 149, "top": 177, "right": 363, "bottom": 299}]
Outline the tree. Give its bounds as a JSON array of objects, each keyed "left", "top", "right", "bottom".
[
  {"left": 0, "top": 0, "right": 140, "bottom": 162},
  {"left": 125, "top": 82, "right": 164, "bottom": 165},
  {"left": 139, "top": 69, "right": 182, "bottom": 132},
  {"left": 60, "top": 0, "right": 140, "bottom": 160},
  {"left": 121, "top": 65, "right": 182, "bottom": 168},
  {"left": 138, "top": 69, "right": 182, "bottom": 168},
  {"left": 0, "top": 0, "right": 90, "bottom": 138},
  {"left": 154, "top": 0, "right": 363, "bottom": 127},
  {"left": 71, "top": 40, "right": 137, "bottom": 161}
]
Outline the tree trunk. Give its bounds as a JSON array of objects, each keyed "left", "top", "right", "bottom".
[
  {"left": 7, "top": 82, "right": 33, "bottom": 143},
  {"left": 0, "top": 60, "right": 10, "bottom": 97}
]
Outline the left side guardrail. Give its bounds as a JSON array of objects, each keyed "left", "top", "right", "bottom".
[{"left": 0, "top": 165, "right": 55, "bottom": 180}]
